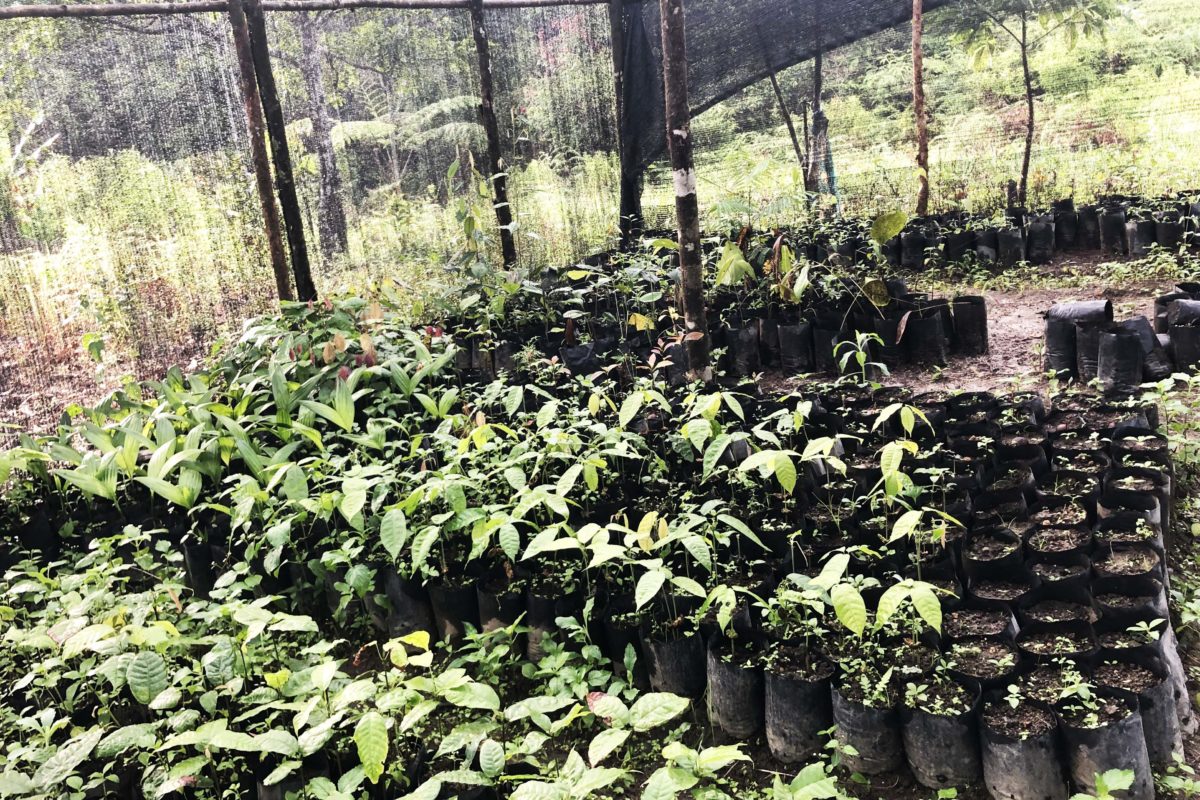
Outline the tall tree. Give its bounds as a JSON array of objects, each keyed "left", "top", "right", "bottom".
[
  {"left": 957, "top": 0, "right": 1115, "bottom": 206},
  {"left": 912, "top": 0, "right": 930, "bottom": 216},
  {"left": 298, "top": 11, "right": 349, "bottom": 260}
]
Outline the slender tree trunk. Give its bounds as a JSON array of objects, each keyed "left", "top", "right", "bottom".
[
  {"left": 468, "top": 0, "right": 518, "bottom": 268},
  {"left": 805, "top": 45, "right": 823, "bottom": 194},
  {"left": 768, "top": 69, "right": 805, "bottom": 170},
  {"left": 228, "top": 0, "right": 293, "bottom": 302},
  {"left": 912, "top": 0, "right": 930, "bottom": 216},
  {"left": 610, "top": 0, "right": 642, "bottom": 246},
  {"left": 299, "top": 11, "right": 349, "bottom": 259},
  {"left": 1019, "top": 13, "right": 1034, "bottom": 208},
  {"left": 659, "top": 0, "right": 708, "bottom": 380}
]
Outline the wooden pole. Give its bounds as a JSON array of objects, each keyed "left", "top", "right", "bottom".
[
  {"left": 912, "top": 0, "right": 930, "bottom": 216},
  {"left": 609, "top": 0, "right": 640, "bottom": 247},
  {"left": 245, "top": 0, "right": 318, "bottom": 301},
  {"left": 0, "top": 0, "right": 609, "bottom": 20},
  {"left": 768, "top": 69, "right": 805, "bottom": 170},
  {"left": 659, "top": 0, "right": 708, "bottom": 380},
  {"left": 228, "top": 0, "right": 294, "bottom": 302},
  {"left": 468, "top": 0, "right": 518, "bottom": 268}
]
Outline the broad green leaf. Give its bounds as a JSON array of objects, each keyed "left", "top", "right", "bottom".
[
  {"left": 890, "top": 509, "right": 923, "bottom": 542},
  {"left": 628, "top": 693, "right": 690, "bottom": 732},
  {"left": 772, "top": 451, "right": 797, "bottom": 493},
  {"left": 355, "top": 711, "right": 388, "bottom": 784},
  {"left": 479, "top": 738, "right": 505, "bottom": 778},
  {"left": 910, "top": 583, "right": 943, "bottom": 634},
  {"left": 96, "top": 724, "right": 157, "bottom": 759},
  {"left": 588, "top": 729, "right": 630, "bottom": 766},
  {"left": 127, "top": 651, "right": 169, "bottom": 705},
  {"left": 511, "top": 781, "right": 568, "bottom": 800},
  {"left": 870, "top": 210, "right": 908, "bottom": 245},
  {"left": 619, "top": 393, "right": 644, "bottom": 429},
  {"left": 830, "top": 583, "right": 866, "bottom": 636},
  {"left": 874, "top": 582, "right": 909, "bottom": 629},
  {"left": 634, "top": 570, "right": 666, "bottom": 611},
  {"left": 380, "top": 509, "right": 409, "bottom": 561},
  {"left": 31, "top": 728, "right": 103, "bottom": 787}
]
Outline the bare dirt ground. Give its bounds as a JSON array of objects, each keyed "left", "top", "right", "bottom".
[{"left": 887, "top": 280, "right": 1163, "bottom": 395}]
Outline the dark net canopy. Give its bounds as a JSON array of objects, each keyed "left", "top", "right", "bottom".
[{"left": 620, "top": 0, "right": 956, "bottom": 172}]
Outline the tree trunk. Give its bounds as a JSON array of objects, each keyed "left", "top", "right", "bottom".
[
  {"left": 299, "top": 11, "right": 349, "bottom": 260},
  {"left": 1018, "top": 12, "right": 1034, "bottom": 208},
  {"left": 228, "top": 0, "right": 293, "bottom": 302},
  {"left": 659, "top": 0, "right": 709, "bottom": 380},
  {"left": 912, "top": 0, "right": 930, "bottom": 217},
  {"left": 468, "top": 0, "right": 518, "bottom": 268},
  {"left": 805, "top": 45, "right": 823, "bottom": 195},
  {"left": 768, "top": 68, "right": 805, "bottom": 170}
]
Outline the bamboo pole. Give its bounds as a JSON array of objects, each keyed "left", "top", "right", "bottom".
[
  {"left": 228, "top": 0, "right": 294, "bottom": 302},
  {"left": 245, "top": 0, "right": 317, "bottom": 300},
  {"left": 659, "top": 0, "right": 708, "bottom": 380},
  {"left": 0, "top": 0, "right": 607, "bottom": 21},
  {"left": 468, "top": 0, "right": 518, "bottom": 268}
]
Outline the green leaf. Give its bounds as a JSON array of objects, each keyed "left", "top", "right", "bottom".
[
  {"left": 511, "top": 782, "right": 569, "bottom": 800},
  {"left": 772, "top": 452, "right": 797, "bottom": 493},
  {"left": 479, "top": 738, "right": 505, "bottom": 779},
  {"left": 910, "top": 583, "right": 943, "bottom": 634},
  {"left": 498, "top": 524, "right": 521, "bottom": 562},
  {"left": 127, "top": 651, "right": 169, "bottom": 705},
  {"left": 588, "top": 729, "right": 630, "bottom": 766},
  {"left": 634, "top": 570, "right": 666, "bottom": 611},
  {"left": 870, "top": 210, "right": 908, "bottom": 245},
  {"left": 96, "top": 724, "right": 157, "bottom": 759},
  {"left": 628, "top": 693, "right": 690, "bottom": 732},
  {"left": 641, "top": 766, "right": 697, "bottom": 800},
  {"left": 31, "top": 728, "right": 103, "bottom": 787},
  {"left": 380, "top": 509, "right": 409, "bottom": 561},
  {"left": 889, "top": 509, "right": 923, "bottom": 542},
  {"left": 701, "top": 434, "right": 732, "bottom": 478},
  {"left": 830, "top": 583, "right": 867, "bottom": 637},
  {"left": 444, "top": 682, "right": 501, "bottom": 711},
  {"left": 619, "top": 393, "right": 644, "bottom": 429},
  {"left": 875, "top": 582, "right": 909, "bottom": 629},
  {"left": 355, "top": 711, "right": 389, "bottom": 784}
]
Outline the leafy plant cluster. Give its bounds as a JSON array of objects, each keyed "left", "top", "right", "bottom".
[{"left": 0, "top": 278, "right": 1187, "bottom": 798}]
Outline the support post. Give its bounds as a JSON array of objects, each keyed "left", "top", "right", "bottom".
[
  {"left": 659, "top": 0, "right": 708, "bottom": 380},
  {"left": 610, "top": 0, "right": 641, "bottom": 246},
  {"left": 228, "top": 0, "right": 294, "bottom": 302},
  {"left": 245, "top": 0, "right": 317, "bottom": 301},
  {"left": 468, "top": 0, "right": 518, "bottom": 268},
  {"left": 804, "top": 43, "right": 823, "bottom": 195},
  {"left": 768, "top": 68, "right": 805, "bottom": 170},
  {"left": 912, "top": 0, "right": 930, "bottom": 216}
]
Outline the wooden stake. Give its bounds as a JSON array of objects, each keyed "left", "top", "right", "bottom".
[
  {"left": 228, "top": 0, "right": 294, "bottom": 302},
  {"left": 912, "top": 0, "right": 930, "bottom": 216},
  {"left": 245, "top": 0, "right": 317, "bottom": 301},
  {"left": 468, "top": 0, "right": 518, "bottom": 268},
  {"left": 658, "top": 0, "right": 708, "bottom": 380}
]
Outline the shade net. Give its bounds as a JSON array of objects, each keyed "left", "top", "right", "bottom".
[
  {"left": 3, "top": 0, "right": 1200, "bottom": 438},
  {"left": 0, "top": 13, "right": 274, "bottom": 436}
]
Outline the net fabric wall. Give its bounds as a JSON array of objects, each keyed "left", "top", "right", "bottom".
[
  {"left": 620, "top": 0, "right": 957, "bottom": 173},
  {"left": 0, "top": 13, "right": 272, "bottom": 437}
]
